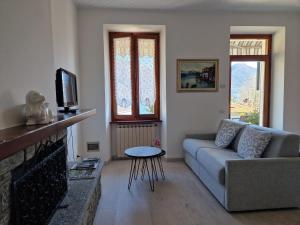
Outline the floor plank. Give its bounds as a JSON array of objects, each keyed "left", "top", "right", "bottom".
[{"left": 93, "top": 160, "right": 300, "bottom": 225}]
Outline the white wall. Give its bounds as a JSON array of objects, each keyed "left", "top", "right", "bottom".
[
  {"left": 51, "top": 0, "right": 78, "bottom": 74},
  {"left": 0, "top": 0, "right": 82, "bottom": 162},
  {"left": 283, "top": 17, "right": 300, "bottom": 132},
  {"left": 271, "top": 28, "right": 285, "bottom": 129},
  {"left": 0, "top": 0, "right": 55, "bottom": 129},
  {"left": 77, "top": 8, "right": 300, "bottom": 160},
  {"left": 51, "top": 0, "right": 81, "bottom": 161}
]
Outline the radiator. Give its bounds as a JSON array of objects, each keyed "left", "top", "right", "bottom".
[{"left": 111, "top": 122, "right": 161, "bottom": 158}]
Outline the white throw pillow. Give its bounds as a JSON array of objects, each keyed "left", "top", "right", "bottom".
[
  {"left": 237, "top": 126, "right": 272, "bottom": 159},
  {"left": 215, "top": 119, "right": 245, "bottom": 148}
]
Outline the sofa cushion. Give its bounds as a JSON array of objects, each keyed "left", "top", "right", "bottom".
[
  {"left": 183, "top": 139, "right": 219, "bottom": 158},
  {"left": 215, "top": 119, "right": 246, "bottom": 148},
  {"left": 196, "top": 148, "right": 241, "bottom": 185},
  {"left": 229, "top": 126, "right": 246, "bottom": 152},
  {"left": 237, "top": 126, "right": 272, "bottom": 159},
  {"left": 248, "top": 125, "right": 300, "bottom": 158}
]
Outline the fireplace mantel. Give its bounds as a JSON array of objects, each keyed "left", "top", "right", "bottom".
[{"left": 0, "top": 109, "right": 96, "bottom": 161}]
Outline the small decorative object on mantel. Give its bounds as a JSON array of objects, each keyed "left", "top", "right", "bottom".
[
  {"left": 25, "top": 90, "right": 54, "bottom": 125},
  {"left": 177, "top": 59, "right": 219, "bottom": 92}
]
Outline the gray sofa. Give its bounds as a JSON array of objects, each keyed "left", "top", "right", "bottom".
[{"left": 183, "top": 120, "right": 300, "bottom": 211}]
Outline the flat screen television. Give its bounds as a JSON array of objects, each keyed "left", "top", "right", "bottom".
[{"left": 56, "top": 68, "right": 78, "bottom": 113}]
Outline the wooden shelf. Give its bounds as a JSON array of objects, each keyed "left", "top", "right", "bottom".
[{"left": 0, "top": 109, "right": 96, "bottom": 161}]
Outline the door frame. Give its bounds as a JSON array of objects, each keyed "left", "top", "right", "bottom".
[{"left": 229, "top": 34, "right": 272, "bottom": 127}]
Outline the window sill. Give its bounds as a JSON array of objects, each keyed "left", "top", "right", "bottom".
[{"left": 110, "top": 120, "right": 162, "bottom": 125}]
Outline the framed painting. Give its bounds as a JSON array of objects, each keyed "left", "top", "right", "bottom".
[{"left": 177, "top": 59, "right": 219, "bottom": 92}]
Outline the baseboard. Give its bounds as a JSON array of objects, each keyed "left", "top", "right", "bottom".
[
  {"left": 111, "top": 156, "right": 128, "bottom": 160},
  {"left": 164, "top": 157, "right": 184, "bottom": 162}
]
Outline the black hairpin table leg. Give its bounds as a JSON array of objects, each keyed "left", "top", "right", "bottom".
[
  {"left": 128, "top": 158, "right": 137, "bottom": 190},
  {"left": 157, "top": 156, "right": 165, "bottom": 180},
  {"left": 134, "top": 158, "right": 140, "bottom": 180},
  {"left": 151, "top": 158, "right": 158, "bottom": 181},
  {"left": 141, "top": 159, "right": 146, "bottom": 180},
  {"left": 144, "top": 158, "right": 155, "bottom": 191}
]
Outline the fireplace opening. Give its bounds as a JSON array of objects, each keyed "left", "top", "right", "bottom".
[{"left": 11, "top": 138, "right": 67, "bottom": 225}]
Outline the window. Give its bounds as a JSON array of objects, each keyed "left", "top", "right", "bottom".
[
  {"left": 229, "top": 34, "right": 272, "bottom": 126},
  {"left": 109, "top": 32, "right": 160, "bottom": 121}
]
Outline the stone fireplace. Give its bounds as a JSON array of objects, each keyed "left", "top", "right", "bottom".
[
  {"left": 0, "top": 109, "right": 100, "bottom": 225},
  {"left": 0, "top": 129, "right": 67, "bottom": 225}
]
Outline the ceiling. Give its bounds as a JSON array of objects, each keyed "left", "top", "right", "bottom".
[{"left": 74, "top": 0, "right": 300, "bottom": 11}]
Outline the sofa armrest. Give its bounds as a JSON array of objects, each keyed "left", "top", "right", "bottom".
[
  {"left": 185, "top": 133, "right": 216, "bottom": 140},
  {"left": 225, "top": 158, "right": 300, "bottom": 211}
]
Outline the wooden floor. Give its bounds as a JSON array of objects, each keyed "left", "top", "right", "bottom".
[{"left": 93, "top": 160, "right": 300, "bottom": 225}]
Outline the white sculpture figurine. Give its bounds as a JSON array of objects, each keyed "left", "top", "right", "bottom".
[{"left": 25, "top": 90, "right": 54, "bottom": 125}]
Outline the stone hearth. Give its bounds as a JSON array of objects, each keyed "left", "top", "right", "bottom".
[{"left": 49, "top": 161, "right": 103, "bottom": 225}]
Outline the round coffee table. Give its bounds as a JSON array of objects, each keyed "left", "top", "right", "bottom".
[{"left": 125, "top": 146, "right": 165, "bottom": 191}]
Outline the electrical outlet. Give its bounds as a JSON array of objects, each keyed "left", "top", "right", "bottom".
[{"left": 87, "top": 142, "right": 100, "bottom": 151}]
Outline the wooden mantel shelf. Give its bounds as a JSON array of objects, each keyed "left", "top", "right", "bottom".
[{"left": 0, "top": 109, "right": 96, "bottom": 161}]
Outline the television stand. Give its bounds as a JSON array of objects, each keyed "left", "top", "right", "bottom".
[{"left": 58, "top": 107, "right": 78, "bottom": 114}]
